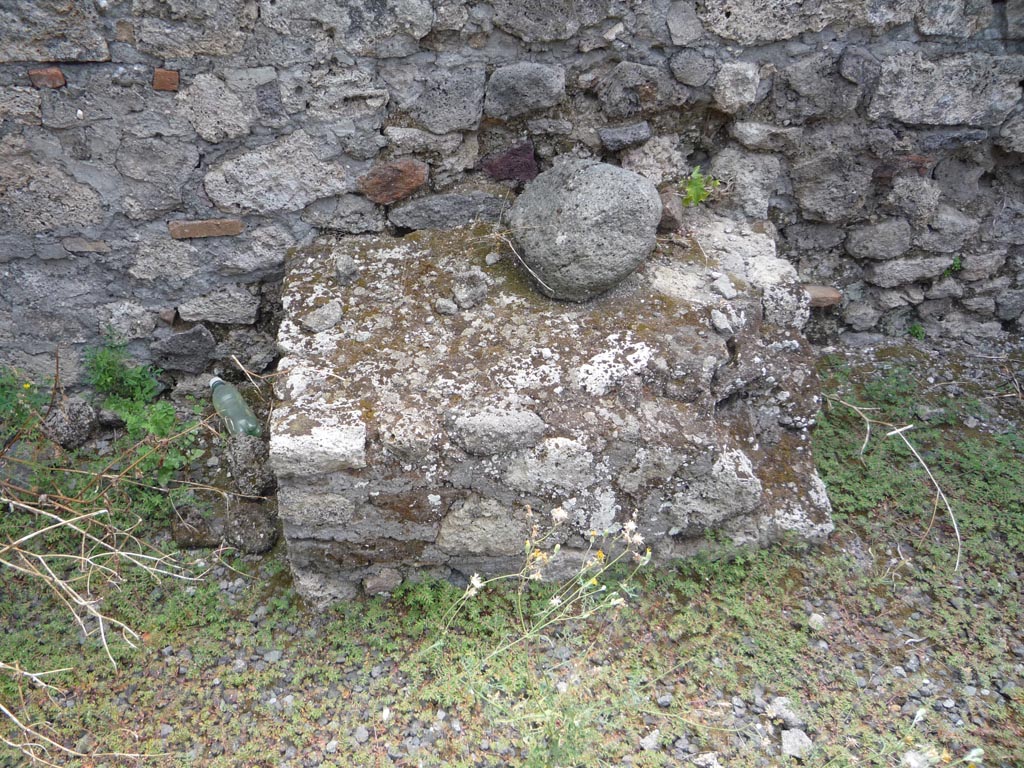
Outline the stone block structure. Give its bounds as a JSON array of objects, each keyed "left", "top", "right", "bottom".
[{"left": 271, "top": 222, "right": 833, "bottom": 602}]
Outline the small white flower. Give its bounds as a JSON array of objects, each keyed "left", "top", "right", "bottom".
[
  {"left": 623, "top": 519, "right": 637, "bottom": 534},
  {"left": 630, "top": 531, "right": 645, "bottom": 547},
  {"left": 551, "top": 506, "right": 569, "bottom": 524},
  {"left": 549, "top": 595, "right": 563, "bottom": 607},
  {"left": 470, "top": 573, "right": 484, "bottom": 590}
]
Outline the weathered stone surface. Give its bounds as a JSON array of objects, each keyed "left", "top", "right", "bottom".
[
  {"left": 408, "top": 67, "right": 486, "bottom": 134},
  {"left": 216, "top": 225, "right": 292, "bottom": 277},
  {"left": 667, "top": 1, "right": 704, "bottom": 44},
  {"left": 782, "top": 52, "right": 861, "bottom": 120},
  {"left": 960, "top": 249, "right": 1007, "bottom": 282},
  {"left": 116, "top": 137, "right": 200, "bottom": 220},
  {"left": 699, "top": 0, "right": 853, "bottom": 44},
  {"left": 168, "top": 219, "right": 245, "bottom": 240},
  {"left": 600, "top": 62, "right": 685, "bottom": 119},
  {"left": 791, "top": 126, "right": 873, "bottom": 223},
  {"left": 0, "top": 137, "right": 103, "bottom": 235},
  {"left": 388, "top": 190, "right": 507, "bottom": 230},
  {"left": 715, "top": 61, "right": 760, "bottom": 114},
  {"left": 998, "top": 114, "right": 1024, "bottom": 154},
  {"left": 669, "top": 51, "right": 715, "bottom": 86},
  {"left": 480, "top": 141, "right": 538, "bottom": 183},
  {"left": 133, "top": 0, "right": 257, "bottom": 57},
  {"left": 178, "top": 285, "right": 259, "bottom": 325},
  {"left": 599, "top": 123, "right": 653, "bottom": 151},
  {"left": 729, "top": 122, "right": 802, "bottom": 153},
  {"left": 272, "top": 225, "right": 831, "bottom": 602},
  {"left": 258, "top": 0, "right": 432, "bottom": 55},
  {"left": 509, "top": 159, "right": 662, "bottom": 302},
  {"left": 204, "top": 131, "right": 354, "bottom": 213},
  {"left": 869, "top": 54, "right": 1024, "bottom": 127},
  {"left": 177, "top": 73, "right": 257, "bottom": 143},
  {"left": 886, "top": 175, "right": 942, "bottom": 222},
  {"left": 484, "top": 63, "right": 566, "bottom": 120},
  {"left": 846, "top": 219, "right": 912, "bottom": 260},
  {"left": 227, "top": 434, "right": 275, "bottom": 497},
  {"left": 151, "top": 325, "right": 217, "bottom": 373},
  {"left": 710, "top": 146, "right": 781, "bottom": 219},
  {"left": 303, "top": 195, "right": 386, "bottom": 233},
  {"left": 98, "top": 301, "right": 157, "bottom": 340},
  {"left": 620, "top": 135, "right": 688, "bottom": 186},
  {"left": 226, "top": 499, "right": 278, "bottom": 554},
  {"left": 916, "top": 0, "right": 992, "bottom": 36},
  {"left": 915, "top": 205, "right": 979, "bottom": 253},
  {"left": 492, "top": 0, "right": 584, "bottom": 41},
  {"left": 864, "top": 256, "right": 954, "bottom": 288},
  {"left": 44, "top": 396, "right": 96, "bottom": 450},
  {"left": 0, "top": 1, "right": 108, "bottom": 62},
  {"left": 450, "top": 407, "right": 547, "bottom": 456},
  {"left": 781, "top": 729, "right": 814, "bottom": 760},
  {"left": 358, "top": 158, "right": 429, "bottom": 204},
  {"left": 0, "top": 87, "right": 42, "bottom": 125},
  {"left": 659, "top": 188, "right": 684, "bottom": 233}
]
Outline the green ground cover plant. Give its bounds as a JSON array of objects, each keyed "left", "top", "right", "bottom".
[{"left": 0, "top": 343, "right": 1021, "bottom": 767}]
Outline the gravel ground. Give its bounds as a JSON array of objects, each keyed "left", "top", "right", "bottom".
[{"left": 2, "top": 333, "right": 1022, "bottom": 767}]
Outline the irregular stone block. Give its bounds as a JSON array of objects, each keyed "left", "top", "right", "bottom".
[
  {"left": 271, "top": 224, "right": 832, "bottom": 602},
  {"left": 0, "top": 136, "right": 103, "bottom": 235},
  {"left": 667, "top": 1, "right": 704, "bottom": 44},
  {"left": 152, "top": 68, "right": 180, "bottom": 92},
  {"left": 700, "top": 0, "right": 851, "bottom": 44},
  {"left": 916, "top": 0, "right": 993, "bottom": 36},
  {"left": 803, "top": 285, "right": 842, "bottom": 307},
  {"left": 846, "top": 219, "right": 912, "bottom": 260},
  {"left": 218, "top": 224, "right": 293, "bottom": 277},
  {"left": 151, "top": 324, "right": 217, "bottom": 373},
  {"left": 864, "top": 256, "right": 954, "bottom": 288},
  {"left": 28, "top": 67, "right": 66, "bottom": 89},
  {"left": 303, "top": 195, "right": 386, "bottom": 234},
  {"left": 168, "top": 219, "right": 244, "bottom": 239},
  {"left": 98, "top": 301, "right": 156, "bottom": 340},
  {"left": 710, "top": 146, "right": 781, "bottom": 219},
  {"left": 388, "top": 190, "right": 507, "bottom": 230},
  {"left": 116, "top": 136, "right": 200, "bottom": 220},
  {"left": 714, "top": 61, "right": 760, "bottom": 114},
  {"left": 204, "top": 130, "right": 355, "bottom": 213},
  {"left": 0, "top": 1, "right": 108, "bottom": 62},
  {"left": 599, "top": 123, "right": 653, "bottom": 152},
  {"left": 669, "top": 50, "right": 715, "bottom": 87},
  {"left": 791, "top": 126, "right": 873, "bottom": 223},
  {"left": 178, "top": 285, "right": 259, "bottom": 325},
  {"left": 730, "top": 121, "right": 802, "bottom": 153},
  {"left": 869, "top": 53, "right": 1024, "bottom": 127},
  {"left": 408, "top": 66, "right": 486, "bottom": 134},
  {"left": 133, "top": 0, "right": 256, "bottom": 57},
  {"left": 357, "top": 158, "right": 429, "bottom": 205},
  {"left": 960, "top": 249, "right": 1007, "bottom": 282},
  {"left": 449, "top": 407, "right": 547, "bottom": 456},
  {"left": 600, "top": 62, "right": 685, "bottom": 119},
  {"left": 44, "top": 396, "right": 96, "bottom": 449},
  {"left": 509, "top": 158, "right": 662, "bottom": 302},
  {"left": 915, "top": 205, "right": 979, "bottom": 253},
  {"left": 492, "top": 0, "right": 583, "bottom": 41},
  {"left": 484, "top": 63, "right": 566, "bottom": 120},
  {"left": 176, "top": 73, "right": 257, "bottom": 143},
  {"left": 0, "top": 87, "right": 42, "bottom": 125},
  {"left": 480, "top": 141, "right": 538, "bottom": 183}
]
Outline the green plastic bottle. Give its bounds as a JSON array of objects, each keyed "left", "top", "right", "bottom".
[{"left": 210, "top": 377, "right": 261, "bottom": 437}]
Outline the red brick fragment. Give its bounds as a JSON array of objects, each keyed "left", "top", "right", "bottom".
[
  {"left": 803, "top": 284, "right": 843, "bottom": 308},
  {"left": 167, "top": 219, "right": 245, "bottom": 240},
  {"left": 153, "top": 68, "right": 180, "bottom": 92},
  {"left": 29, "top": 67, "right": 66, "bottom": 89},
  {"left": 357, "top": 158, "right": 429, "bottom": 205}
]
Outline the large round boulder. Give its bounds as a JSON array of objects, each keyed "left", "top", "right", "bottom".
[{"left": 509, "top": 158, "right": 662, "bottom": 302}]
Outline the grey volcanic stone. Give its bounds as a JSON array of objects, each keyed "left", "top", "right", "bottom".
[
  {"left": 509, "top": 159, "right": 662, "bottom": 301},
  {"left": 176, "top": 74, "right": 257, "bottom": 143},
  {"left": 669, "top": 51, "right": 714, "bottom": 86},
  {"left": 204, "top": 131, "right": 353, "bottom": 213},
  {"left": 227, "top": 434, "right": 275, "bottom": 497},
  {"left": 599, "top": 122, "right": 653, "bottom": 151},
  {"left": 178, "top": 285, "right": 259, "bottom": 325},
  {"left": 0, "top": 0, "right": 109, "bottom": 62},
  {"left": 408, "top": 67, "right": 486, "bottom": 134},
  {"left": 485, "top": 63, "right": 566, "bottom": 120},
  {"left": 226, "top": 499, "right": 278, "bottom": 554},
  {"left": 303, "top": 195, "right": 386, "bottom": 234},
  {"left": 450, "top": 407, "right": 547, "bottom": 455},
  {"left": 600, "top": 62, "right": 684, "bottom": 119},
  {"left": 869, "top": 53, "right": 1024, "bottom": 127},
  {"left": 710, "top": 146, "right": 781, "bottom": 219},
  {"left": 864, "top": 256, "right": 954, "bottom": 288},
  {"left": 667, "top": 1, "right": 704, "bottom": 44},
  {"left": 388, "top": 192, "right": 506, "bottom": 230},
  {"left": 715, "top": 61, "right": 760, "bottom": 114},
  {"left": 151, "top": 325, "right": 217, "bottom": 373},
  {"left": 44, "top": 397, "right": 97, "bottom": 450},
  {"left": 846, "top": 219, "right": 912, "bottom": 260},
  {"left": 492, "top": 0, "right": 583, "bottom": 41}
]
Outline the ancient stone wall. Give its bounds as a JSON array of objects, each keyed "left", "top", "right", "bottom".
[{"left": 3, "top": 1, "right": 1023, "bottom": 383}]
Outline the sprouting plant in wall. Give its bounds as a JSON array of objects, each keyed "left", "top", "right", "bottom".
[
  {"left": 679, "top": 165, "right": 721, "bottom": 207},
  {"left": 908, "top": 323, "right": 926, "bottom": 340},
  {"left": 943, "top": 255, "right": 963, "bottom": 277}
]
